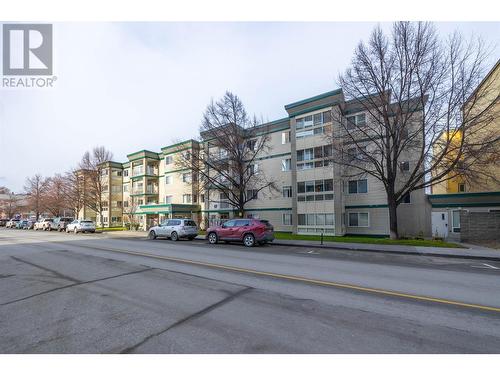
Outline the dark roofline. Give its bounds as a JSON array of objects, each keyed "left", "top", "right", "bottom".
[
  {"left": 284, "top": 89, "right": 343, "bottom": 110},
  {"left": 465, "top": 58, "right": 500, "bottom": 105}
]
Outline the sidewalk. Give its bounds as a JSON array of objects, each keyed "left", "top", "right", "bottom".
[{"left": 102, "top": 230, "right": 500, "bottom": 261}]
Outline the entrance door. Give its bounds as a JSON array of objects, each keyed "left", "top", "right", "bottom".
[{"left": 431, "top": 212, "right": 448, "bottom": 238}]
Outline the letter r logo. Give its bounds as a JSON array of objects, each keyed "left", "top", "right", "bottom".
[{"left": 3, "top": 24, "right": 53, "bottom": 75}]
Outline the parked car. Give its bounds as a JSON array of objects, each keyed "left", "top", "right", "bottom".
[
  {"left": 24, "top": 220, "right": 35, "bottom": 230},
  {"left": 206, "top": 218, "right": 274, "bottom": 247},
  {"left": 148, "top": 218, "right": 198, "bottom": 241},
  {"left": 34, "top": 218, "right": 53, "bottom": 231},
  {"left": 18, "top": 220, "right": 30, "bottom": 229},
  {"left": 6, "top": 219, "right": 20, "bottom": 228},
  {"left": 66, "top": 219, "right": 96, "bottom": 233},
  {"left": 52, "top": 217, "right": 74, "bottom": 232},
  {"left": 15, "top": 220, "right": 27, "bottom": 229},
  {"left": 0, "top": 218, "right": 9, "bottom": 227}
]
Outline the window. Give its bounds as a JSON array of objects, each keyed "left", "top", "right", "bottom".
[
  {"left": 165, "top": 195, "right": 173, "bottom": 204},
  {"left": 182, "top": 194, "right": 192, "bottom": 204},
  {"left": 324, "top": 179, "right": 334, "bottom": 192},
  {"left": 200, "top": 194, "right": 205, "bottom": 203},
  {"left": 102, "top": 185, "right": 109, "bottom": 192},
  {"left": 297, "top": 162, "right": 313, "bottom": 170},
  {"left": 281, "top": 159, "right": 291, "bottom": 171},
  {"left": 324, "top": 194, "right": 334, "bottom": 200},
  {"left": 247, "top": 189, "right": 258, "bottom": 199},
  {"left": 315, "top": 180, "right": 324, "bottom": 192},
  {"left": 346, "top": 113, "right": 366, "bottom": 129},
  {"left": 117, "top": 201, "right": 122, "bottom": 208},
  {"left": 123, "top": 201, "right": 129, "bottom": 208},
  {"left": 182, "top": 173, "right": 191, "bottom": 183},
  {"left": 123, "top": 170, "right": 129, "bottom": 177},
  {"left": 165, "top": 175, "right": 172, "bottom": 185},
  {"left": 305, "top": 181, "right": 315, "bottom": 193},
  {"left": 313, "top": 113, "right": 322, "bottom": 125},
  {"left": 400, "top": 161, "right": 410, "bottom": 172},
  {"left": 348, "top": 179, "right": 368, "bottom": 194},
  {"left": 165, "top": 156, "right": 173, "bottom": 165},
  {"left": 123, "top": 184, "right": 129, "bottom": 192},
  {"left": 298, "top": 214, "right": 306, "bottom": 225},
  {"left": 296, "top": 118, "right": 304, "bottom": 130},
  {"left": 452, "top": 210, "right": 461, "bottom": 233},
  {"left": 282, "top": 214, "right": 292, "bottom": 226},
  {"left": 137, "top": 199, "right": 144, "bottom": 205},
  {"left": 304, "top": 115, "right": 313, "bottom": 127},
  {"left": 297, "top": 150, "right": 304, "bottom": 162},
  {"left": 304, "top": 148, "right": 314, "bottom": 161},
  {"left": 103, "top": 217, "right": 108, "bottom": 223},
  {"left": 402, "top": 192, "right": 411, "bottom": 204},
  {"left": 314, "top": 147, "right": 324, "bottom": 159},
  {"left": 248, "top": 164, "right": 259, "bottom": 175},
  {"left": 458, "top": 183, "right": 466, "bottom": 193},
  {"left": 223, "top": 220, "right": 237, "bottom": 228},
  {"left": 297, "top": 182, "right": 305, "bottom": 194},
  {"left": 112, "top": 185, "right": 121, "bottom": 193},
  {"left": 348, "top": 212, "right": 369, "bottom": 227},
  {"left": 282, "top": 186, "right": 292, "bottom": 198},
  {"left": 246, "top": 139, "right": 257, "bottom": 151},
  {"left": 322, "top": 111, "right": 332, "bottom": 123},
  {"left": 282, "top": 131, "right": 291, "bottom": 144}
]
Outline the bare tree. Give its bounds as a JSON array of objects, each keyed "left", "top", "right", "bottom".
[
  {"left": 44, "top": 174, "right": 71, "bottom": 217},
  {"left": 123, "top": 198, "right": 140, "bottom": 230},
  {"left": 176, "top": 91, "right": 277, "bottom": 217},
  {"left": 24, "top": 174, "right": 50, "bottom": 220},
  {"left": 0, "top": 192, "right": 19, "bottom": 218},
  {"left": 78, "top": 146, "right": 113, "bottom": 225},
  {"left": 60, "top": 169, "right": 86, "bottom": 218},
  {"left": 332, "top": 22, "right": 498, "bottom": 239}
]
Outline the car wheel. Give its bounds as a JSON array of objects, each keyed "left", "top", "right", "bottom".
[
  {"left": 148, "top": 230, "right": 156, "bottom": 240},
  {"left": 74, "top": 227, "right": 78, "bottom": 234},
  {"left": 208, "top": 232, "right": 218, "bottom": 244},
  {"left": 243, "top": 233, "right": 255, "bottom": 247},
  {"left": 171, "top": 231, "right": 178, "bottom": 241}
]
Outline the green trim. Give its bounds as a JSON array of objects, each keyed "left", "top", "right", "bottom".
[
  {"left": 288, "top": 101, "right": 341, "bottom": 118},
  {"left": 428, "top": 191, "right": 500, "bottom": 199},
  {"left": 161, "top": 139, "right": 198, "bottom": 151},
  {"left": 244, "top": 207, "right": 292, "bottom": 212},
  {"left": 126, "top": 149, "right": 161, "bottom": 159},
  {"left": 128, "top": 155, "right": 161, "bottom": 163},
  {"left": 254, "top": 152, "right": 291, "bottom": 162},
  {"left": 345, "top": 204, "right": 388, "bottom": 209},
  {"left": 252, "top": 124, "right": 291, "bottom": 137},
  {"left": 165, "top": 168, "right": 190, "bottom": 174},
  {"left": 431, "top": 202, "right": 500, "bottom": 208},
  {"left": 139, "top": 203, "right": 199, "bottom": 209},
  {"left": 285, "top": 89, "right": 342, "bottom": 110},
  {"left": 131, "top": 174, "right": 159, "bottom": 180},
  {"left": 162, "top": 147, "right": 190, "bottom": 156}
]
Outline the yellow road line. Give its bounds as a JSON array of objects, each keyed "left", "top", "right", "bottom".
[{"left": 74, "top": 243, "right": 500, "bottom": 313}]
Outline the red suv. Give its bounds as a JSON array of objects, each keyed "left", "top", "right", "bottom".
[{"left": 206, "top": 219, "right": 274, "bottom": 247}]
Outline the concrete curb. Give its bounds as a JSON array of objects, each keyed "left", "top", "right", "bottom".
[{"left": 194, "top": 236, "right": 500, "bottom": 261}]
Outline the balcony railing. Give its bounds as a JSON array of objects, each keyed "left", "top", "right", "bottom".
[
  {"left": 145, "top": 167, "right": 158, "bottom": 175},
  {"left": 146, "top": 186, "right": 159, "bottom": 194},
  {"left": 132, "top": 167, "right": 144, "bottom": 176}
]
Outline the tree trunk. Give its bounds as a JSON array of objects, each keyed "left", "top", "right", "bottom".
[{"left": 388, "top": 196, "right": 399, "bottom": 239}]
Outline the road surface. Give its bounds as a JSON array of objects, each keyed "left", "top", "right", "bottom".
[{"left": 1, "top": 228, "right": 499, "bottom": 353}]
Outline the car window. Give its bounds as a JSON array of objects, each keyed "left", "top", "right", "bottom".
[
  {"left": 183, "top": 220, "right": 196, "bottom": 227},
  {"left": 171, "top": 220, "right": 181, "bottom": 226},
  {"left": 82, "top": 220, "right": 93, "bottom": 224},
  {"left": 223, "top": 220, "right": 236, "bottom": 228},
  {"left": 235, "top": 219, "right": 251, "bottom": 227}
]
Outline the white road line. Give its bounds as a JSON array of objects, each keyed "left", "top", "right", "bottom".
[{"left": 471, "top": 263, "right": 500, "bottom": 270}]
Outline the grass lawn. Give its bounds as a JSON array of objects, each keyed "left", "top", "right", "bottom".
[
  {"left": 273, "top": 232, "right": 464, "bottom": 248},
  {"left": 96, "top": 227, "right": 128, "bottom": 232}
]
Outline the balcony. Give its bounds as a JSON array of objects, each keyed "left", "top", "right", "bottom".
[
  {"left": 145, "top": 166, "right": 158, "bottom": 176},
  {"left": 132, "top": 167, "right": 144, "bottom": 176},
  {"left": 146, "top": 185, "right": 159, "bottom": 194}
]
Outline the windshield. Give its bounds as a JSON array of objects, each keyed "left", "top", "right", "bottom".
[{"left": 82, "top": 221, "right": 93, "bottom": 224}]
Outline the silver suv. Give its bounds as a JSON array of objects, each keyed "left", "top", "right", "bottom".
[{"left": 148, "top": 219, "right": 198, "bottom": 241}]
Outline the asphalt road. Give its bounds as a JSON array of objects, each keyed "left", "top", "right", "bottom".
[{"left": 1, "top": 228, "right": 500, "bottom": 353}]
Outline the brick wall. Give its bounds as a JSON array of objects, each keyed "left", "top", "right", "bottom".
[{"left": 460, "top": 211, "right": 500, "bottom": 242}]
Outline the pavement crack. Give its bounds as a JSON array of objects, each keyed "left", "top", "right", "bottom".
[
  {"left": 0, "top": 267, "right": 154, "bottom": 307},
  {"left": 120, "top": 286, "right": 253, "bottom": 354},
  {"left": 10, "top": 256, "right": 81, "bottom": 283}
]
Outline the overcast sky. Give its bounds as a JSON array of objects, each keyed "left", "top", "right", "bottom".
[{"left": 0, "top": 22, "right": 498, "bottom": 192}]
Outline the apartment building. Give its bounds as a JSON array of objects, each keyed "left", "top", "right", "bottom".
[
  {"left": 428, "top": 60, "right": 500, "bottom": 240},
  {"left": 85, "top": 88, "right": 431, "bottom": 237}
]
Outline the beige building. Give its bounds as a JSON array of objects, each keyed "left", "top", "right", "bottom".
[{"left": 89, "top": 89, "right": 432, "bottom": 237}]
